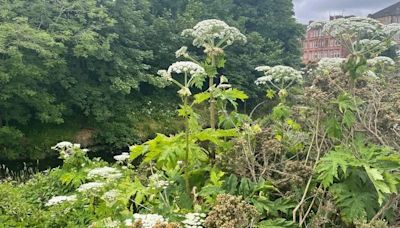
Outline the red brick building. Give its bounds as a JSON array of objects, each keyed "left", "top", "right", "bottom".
[{"left": 302, "top": 16, "right": 349, "bottom": 64}]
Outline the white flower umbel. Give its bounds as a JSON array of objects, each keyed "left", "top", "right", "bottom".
[
  {"left": 311, "top": 17, "right": 400, "bottom": 55},
  {"left": 113, "top": 152, "right": 130, "bottom": 162},
  {"left": 307, "top": 21, "right": 327, "bottom": 31},
  {"left": 354, "top": 39, "right": 389, "bottom": 54},
  {"left": 124, "top": 214, "right": 165, "bottom": 228},
  {"left": 323, "top": 17, "right": 382, "bottom": 40},
  {"left": 77, "top": 182, "right": 105, "bottom": 192},
  {"left": 167, "top": 61, "right": 205, "bottom": 76},
  {"left": 158, "top": 61, "right": 206, "bottom": 97},
  {"left": 176, "top": 46, "right": 189, "bottom": 58},
  {"left": 182, "top": 19, "right": 246, "bottom": 49},
  {"left": 51, "top": 141, "right": 74, "bottom": 151},
  {"left": 45, "top": 195, "right": 77, "bottom": 206},
  {"left": 367, "top": 56, "right": 395, "bottom": 67},
  {"left": 182, "top": 213, "right": 207, "bottom": 228},
  {"left": 383, "top": 23, "right": 400, "bottom": 36},
  {"left": 88, "top": 167, "right": 122, "bottom": 180},
  {"left": 315, "top": 58, "right": 346, "bottom": 75},
  {"left": 255, "top": 65, "right": 302, "bottom": 90},
  {"left": 51, "top": 141, "right": 82, "bottom": 159},
  {"left": 102, "top": 189, "right": 119, "bottom": 206},
  {"left": 149, "top": 173, "right": 170, "bottom": 189}
]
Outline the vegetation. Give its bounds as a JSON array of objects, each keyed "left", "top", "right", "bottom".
[
  {"left": 0, "top": 0, "right": 303, "bottom": 160},
  {"left": 2, "top": 1, "right": 400, "bottom": 228}
]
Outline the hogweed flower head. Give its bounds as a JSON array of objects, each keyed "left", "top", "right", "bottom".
[
  {"left": 176, "top": 46, "right": 189, "bottom": 58},
  {"left": 323, "top": 17, "right": 382, "bottom": 40},
  {"left": 88, "top": 167, "right": 122, "bottom": 180},
  {"left": 310, "top": 17, "right": 400, "bottom": 55},
  {"left": 51, "top": 141, "right": 82, "bottom": 159},
  {"left": 113, "top": 152, "right": 130, "bottom": 162},
  {"left": 45, "top": 195, "right": 77, "bottom": 206},
  {"left": 307, "top": 21, "right": 327, "bottom": 31},
  {"left": 182, "top": 19, "right": 246, "bottom": 49},
  {"left": 158, "top": 61, "right": 206, "bottom": 97},
  {"left": 102, "top": 189, "right": 119, "bottom": 206},
  {"left": 355, "top": 39, "right": 388, "bottom": 53},
  {"left": 383, "top": 23, "right": 400, "bottom": 36},
  {"left": 77, "top": 182, "right": 105, "bottom": 192},
  {"left": 124, "top": 214, "right": 166, "bottom": 228},
  {"left": 255, "top": 65, "right": 302, "bottom": 87},
  {"left": 178, "top": 87, "right": 192, "bottom": 97},
  {"left": 182, "top": 212, "right": 207, "bottom": 228},
  {"left": 51, "top": 141, "right": 74, "bottom": 151},
  {"left": 167, "top": 61, "right": 205, "bottom": 76},
  {"left": 149, "top": 173, "right": 170, "bottom": 189},
  {"left": 315, "top": 58, "right": 346, "bottom": 75},
  {"left": 367, "top": 56, "right": 395, "bottom": 67}
]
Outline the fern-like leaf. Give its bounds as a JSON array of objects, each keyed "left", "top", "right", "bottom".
[{"left": 316, "top": 147, "right": 355, "bottom": 188}]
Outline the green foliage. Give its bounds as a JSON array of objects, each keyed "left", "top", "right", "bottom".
[
  {"left": 256, "top": 218, "right": 296, "bottom": 228},
  {"left": 0, "top": 0, "right": 303, "bottom": 159},
  {"left": 316, "top": 141, "right": 400, "bottom": 222}
]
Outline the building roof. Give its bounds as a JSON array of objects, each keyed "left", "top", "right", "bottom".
[{"left": 371, "top": 1, "right": 400, "bottom": 18}]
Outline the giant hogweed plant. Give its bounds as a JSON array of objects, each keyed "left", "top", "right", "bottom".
[
  {"left": 290, "top": 17, "right": 400, "bottom": 226},
  {"left": 131, "top": 19, "right": 248, "bottom": 201},
  {"left": 129, "top": 19, "right": 296, "bottom": 226},
  {"left": 309, "top": 17, "right": 400, "bottom": 80}
]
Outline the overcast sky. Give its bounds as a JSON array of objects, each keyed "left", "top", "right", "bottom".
[{"left": 293, "top": 0, "right": 400, "bottom": 24}]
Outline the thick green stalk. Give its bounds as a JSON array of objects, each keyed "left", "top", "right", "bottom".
[
  {"left": 184, "top": 95, "right": 190, "bottom": 196},
  {"left": 209, "top": 75, "right": 216, "bottom": 129},
  {"left": 183, "top": 73, "right": 191, "bottom": 196},
  {"left": 208, "top": 54, "right": 217, "bottom": 163}
]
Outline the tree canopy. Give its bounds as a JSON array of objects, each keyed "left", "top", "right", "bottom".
[{"left": 0, "top": 0, "right": 303, "bottom": 159}]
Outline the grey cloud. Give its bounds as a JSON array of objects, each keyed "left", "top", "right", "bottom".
[{"left": 294, "top": 0, "right": 400, "bottom": 24}]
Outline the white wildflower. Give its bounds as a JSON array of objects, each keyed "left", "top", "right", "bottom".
[
  {"left": 182, "top": 19, "right": 246, "bottom": 48},
  {"left": 255, "top": 65, "right": 302, "bottom": 86},
  {"left": 167, "top": 61, "right": 205, "bottom": 76},
  {"left": 364, "top": 70, "right": 378, "bottom": 79},
  {"left": 51, "top": 141, "right": 82, "bottom": 159},
  {"left": 125, "top": 214, "right": 165, "bottom": 228},
  {"left": 88, "top": 167, "right": 122, "bottom": 180},
  {"left": 355, "top": 39, "right": 387, "bottom": 53},
  {"left": 254, "top": 76, "right": 273, "bottom": 85},
  {"left": 149, "top": 174, "right": 170, "bottom": 189},
  {"left": 383, "top": 23, "right": 400, "bottom": 36},
  {"left": 51, "top": 141, "right": 73, "bottom": 151},
  {"left": 255, "top": 66, "right": 272, "bottom": 72},
  {"left": 102, "top": 189, "right": 119, "bottom": 206},
  {"left": 177, "top": 87, "right": 192, "bottom": 97},
  {"left": 323, "top": 17, "right": 383, "bottom": 40},
  {"left": 217, "top": 83, "right": 232, "bottom": 89},
  {"left": 124, "top": 219, "right": 133, "bottom": 226},
  {"left": 113, "top": 152, "right": 130, "bottom": 162},
  {"left": 45, "top": 195, "right": 77, "bottom": 206},
  {"left": 176, "top": 46, "right": 189, "bottom": 58},
  {"left": 315, "top": 58, "right": 346, "bottom": 75},
  {"left": 77, "top": 182, "right": 105, "bottom": 192},
  {"left": 367, "top": 56, "right": 395, "bottom": 67},
  {"left": 307, "top": 21, "right": 327, "bottom": 31},
  {"left": 220, "top": 75, "right": 228, "bottom": 83},
  {"left": 157, "top": 70, "right": 173, "bottom": 81},
  {"left": 182, "top": 213, "right": 207, "bottom": 228}
]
